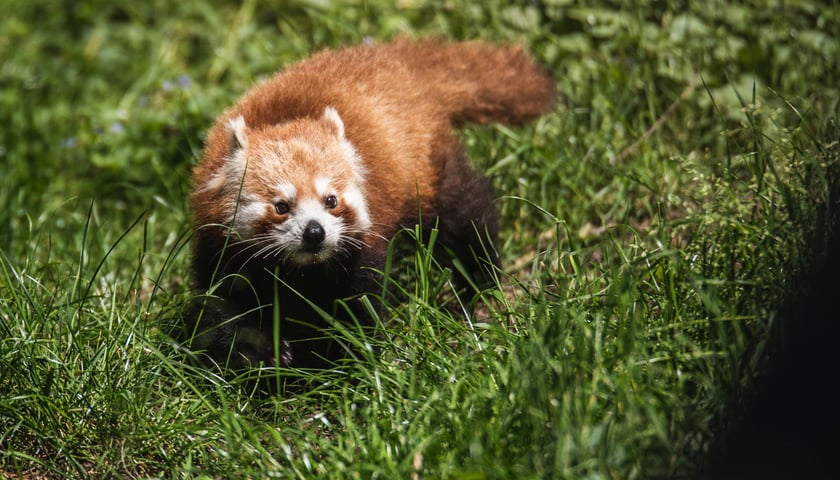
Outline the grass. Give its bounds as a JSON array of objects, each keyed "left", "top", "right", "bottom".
[{"left": 2, "top": 0, "right": 839, "bottom": 478}]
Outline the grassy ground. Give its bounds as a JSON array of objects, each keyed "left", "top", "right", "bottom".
[{"left": 1, "top": 0, "right": 839, "bottom": 478}]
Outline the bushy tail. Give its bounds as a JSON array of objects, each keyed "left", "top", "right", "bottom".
[{"left": 390, "top": 38, "right": 556, "bottom": 126}]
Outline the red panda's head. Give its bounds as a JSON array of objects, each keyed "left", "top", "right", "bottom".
[{"left": 198, "top": 107, "right": 372, "bottom": 266}]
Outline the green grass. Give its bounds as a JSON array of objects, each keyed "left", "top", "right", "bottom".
[{"left": 2, "top": 0, "right": 839, "bottom": 478}]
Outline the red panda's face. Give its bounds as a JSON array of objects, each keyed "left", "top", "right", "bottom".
[{"left": 200, "top": 107, "right": 372, "bottom": 266}]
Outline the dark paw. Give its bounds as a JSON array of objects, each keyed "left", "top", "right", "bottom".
[
  {"left": 184, "top": 295, "right": 294, "bottom": 370},
  {"left": 231, "top": 327, "right": 294, "bottom": 368}
]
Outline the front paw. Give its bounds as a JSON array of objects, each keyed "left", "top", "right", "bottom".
[
  {"left": 184, "top": 294, "right": 294, "bottom": 370},
  {"left": 231, "top": 326, "right": 294, "bottom": 369}
]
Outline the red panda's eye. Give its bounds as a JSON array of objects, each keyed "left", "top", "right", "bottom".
[
  {"left": 325, "top": 195, "right": 338, "bottom": 209},
  {"left": 274, "top": 201, "right": 290, "bottom": 215}
]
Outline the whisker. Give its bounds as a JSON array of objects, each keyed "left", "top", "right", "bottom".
[
  {"left": 349, "top": 227, "right": 389, "bottom": 244},
  {"left": 221, "top": 234, "right": 279, "bottom": 275}
]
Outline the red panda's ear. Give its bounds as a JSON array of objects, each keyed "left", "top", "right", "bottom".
[
  {"left": 322, "top": 106, "right": 345, "bottom": 138},
  {"left": 225, "top": 115, "right": 249, "bottom": 154}
]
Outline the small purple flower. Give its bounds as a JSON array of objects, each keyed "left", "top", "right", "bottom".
[
  {"left": 62, "top": 137, "right": 78, "bottom": 148},
  {"left": 177, "top": 74, "right": 192, "bottom": 89},
  {"left": 109, "top": 122, "right": 125, "bottom": 135}
]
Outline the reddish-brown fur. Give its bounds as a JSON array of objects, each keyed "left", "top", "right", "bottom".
[{"left": 187, "top": 37, "right": 554, "bottom": 372}]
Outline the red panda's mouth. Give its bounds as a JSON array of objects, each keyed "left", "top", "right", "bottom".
[{"left": 291, "top": 247, "right": 331, "bottom": 266}]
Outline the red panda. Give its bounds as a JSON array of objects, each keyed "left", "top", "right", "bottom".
[{"left": 186, "top": 37, "right": 555, "bottom": 371}]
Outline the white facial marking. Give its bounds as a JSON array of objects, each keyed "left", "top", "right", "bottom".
[
  {"left": 314, "top": 177, "right": 331, "bottom": 198},
  {"left": 275, "top": 182, "right": 296, "bottom": 201},
  {"left": 342, "top": 185, "right": 372, "bottom": 231},
  {"left": 231, "top": 199, "right": 267, "bottom": 238}
]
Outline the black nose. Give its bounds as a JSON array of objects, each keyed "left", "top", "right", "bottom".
[{"left": 302, "top": 220, "right": 326, "bottom": 248}]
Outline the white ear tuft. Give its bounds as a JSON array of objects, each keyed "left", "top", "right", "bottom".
[
  {"left": 323, "top": 106, "right": 345, "bottom": 138},
  {"left": 226, "top": 115, "right": 249, "bottom": 152}
]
